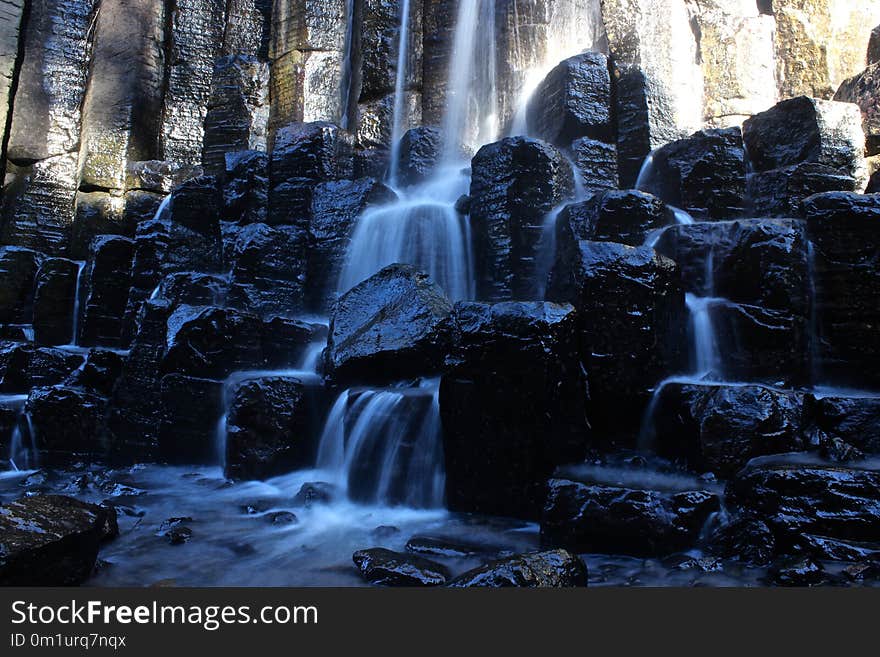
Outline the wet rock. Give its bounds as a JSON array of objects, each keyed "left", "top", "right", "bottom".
[
  {"left": 0, "top": 495, "right": 117, "bottom": 586},
  {"left": 27, "top": 385, "right": 108, "bottom": 463},
  {"left": 70, "top": 192, "right": 132, "bottom": 259},
  {"left": 804, "top": 192, "right": 880, "bottom": 388},
  {"left": 800, "top": 534, "right": 880, "bottom": 562},
  {"left": 326, "top": 264, "right": 452, "bottom": 385},
  {"left": 267, "top": 511, "right": 297, "bottom": 525},
  {"left": 158, "top": 374, "right": 224, "bottom": 464},
  {"left": 844, "top": 561, "right": 880, "bottom": 582},
  {"left": 227, "top": 223, "right": 307, "bottom": 317},
  {"left": 470, "top": 136, "right": 575, "bottom": 300},
  {"left": 746, "top": 163, "right": 858, "bottom": 217},
  {"left": 639, "top": 128, "right": 746, "bottom": 220},
  {"left": 652, "top": 383, "right": 808, "bottom": 477},
  {"left": 260, "top": 317, "right": 326, "bottom": 371},
  {"left": 161, "top": 305, "right": 264, "bottom": 379},
  {"left": 728, "top": 462, "right": 880, "bottom": 550},
  {"left": 541, "top": 478, "right": 720, "bottom": 556},
  {"left": 201, "top": 55, "right": 269, "bottom": 175},
  {"left": 0, "top": 0, "right": 24, "bottom": 139},
  {"left": 0, "top": 345, "right": 85, "bottom": 393},
  {"left": 166, "top": 176, "right": 224, "bottom": 269},
  {"left": 66, "top": 349, "right": 124, "bottom": 397},
  {"left": 835, "top": 62, "right": 880, "bottom": 157},
  {"left": 767, "top": 557, "right": 825, "bottom": 587},
  {"left": 547, "top": 241, "right": 685, "bottom": 438},
  {"left": 225, "top": 376, "right": 323, "bottom": 480},
  {"left": 268, "top": 121, "right": 354, "bottom": 226},
  {"left": 165, "top": 526, "right": 193, "bottom": 545},
  {"left": 440, "top": 301, "right": 588, "bottom": 519},
  {"left": 447, "top": 550, "right": 588, "bottom": 588},
  {"left": 352, "top": 547, "right": 450, "bottom": 587},
  {"left": 0, "top": 247, "right": 41, "bottom": 324},
  {"left": 79, "top": 236, "right": 135, "bottom": 348},
  {"left": 307, "top": 178, "right": 397, "bottom": 311},
  {"left": 394, "top": 126, "right": 444, "bottom": 186},
  {"left": 556, "top": 190, "right": 675, "bottom": 248},
  {"left": 526, "top": 52, "right": 612, "bottom": 147},
  {"left": 125, "top": 160, "right": 204, "bottom": 195},
  {"left": 155, "top": 272, "right": 230, "bottom": 308},
  {"left": 571, "top": 137, "right": 618, "bottom": 192},
  {"left": 742, "top": 97, "right": 867, "bottom": 187},
  {"left": 158, "top": 516, "right": 193, "bottom": 532},
  {"left": 293, "top": 482, "right": 336, "bottom": 507},
  {"left": 711, "top": 517, "right": 777, "bottom": 566},
  {"left": 33, "top": 258, "right": 79, "bottom": 346},
  {"left": 812, "top": 396, "right": 880, "bottom": 455},
  {"left": 222, "top": 150, "right": 269, "bottom": 225},
  {"left": 405, "top": 535, "right": 504, "bottom": 560}
]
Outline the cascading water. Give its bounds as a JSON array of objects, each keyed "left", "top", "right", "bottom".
[
  {"left": 68, "top": 260, "right": 86, "bottom": 346},
  {"left": 387, "top": 0, "right": 412, "bottom": 187},
  {"left": 3, "top": 395, "right": 33, "bottom": 471},
  {"left": 315, "top": 380, "right": 444, "bottom": 509}
]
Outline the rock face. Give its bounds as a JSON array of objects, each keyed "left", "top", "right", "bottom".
[
  {"left": 440, "top": 302, "right": 589, "bottom": 519},
  {"left": 557, "top": 190, "right": 675, "bottom": 247},
  {"left": 27, "top": 385, "right": 108, "bottom": 462},
  {"left": 542, "top": 478, "right": 720, "bottom": 556},
  {"left": 394, "top": 126, "right": 444, "bottom": 186},
  {"left": 325, "top": 264, "right": 452, "bottom": 385},
  {"left": 32, "top": 258, "right": 79, "bottom": 346},
  {"left": 469, "top": 137, "right": 574, "bottom": 300},
  {"left": 448, "top": 550, "right": 588, "bottom": 588},
  {"left": 651, "top": 383, "right": 808, "bottom": 477},
  {"left": 804, "top": 193, "right": 880, "bottom": 388},
  {"left": 548, "top": 241, "right": 685, "bottom": 438},
  {"left": 352, "top": 547, "right": 450, "bottom": 587},
  {"left": 835, "top": 62, "right": 880, "bottom": 157},
  {"left": 0, "top": 495, "right": 117, "bottom": 586},
  {"left": 813, "top": 396, "right": 880, "bottom": 455},
  {"left": 79, "top": 236, "right": 135, "bottom": 347}
]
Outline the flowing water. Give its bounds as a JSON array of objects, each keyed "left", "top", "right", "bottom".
[
  {"left": 387, "top": 0, "right": 412, "bottom": 187},
  {"left": 68, "top": 260, "right": 86, "bottom": 346}
]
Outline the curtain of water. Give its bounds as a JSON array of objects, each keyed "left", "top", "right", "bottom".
[{"left": 387, "top": 0, "right": 412, "bottom": 186}]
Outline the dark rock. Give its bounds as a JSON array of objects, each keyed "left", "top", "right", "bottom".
[
  {"left": 307, "top": 178, "right": 397, "bottom": 311},
  {"left": 440, "top": 301, "right": 588, "bottom": 519},
  {"left": 652, "top": 383, "right": 808, "bottom": 477},
  {"left": 267, "top": 511, "right": 297, "bottom": 525},
  {"left": 27, "top": 386, "right": 108, "bottom": 463},
  {"left": 65, "top": 349, "right": 124, "bottom": 397},
  {"left": 125, "top": 160, "right": 204, "bottom": 194},
  {"left": 800, "top": 534, "right": 880, "bottom": 562},
  {"left": 158, "top": 375, "right": 224, "bottom": 463},
  {"left": 326, "top": 264, "right": 452, "bottom": 385},
  {"left": 571, "top": 137, "right": 618, "bottom": 192},
  {"left": 79, "top": 236, "right": 135, "bottom": 348},
  {"left": 293, "top": 481, "right": 336, "bottom": 507},
  {"left": 225, "top": 376, "right": 322, "bottom": 480},
  {"left": 556, "top": 190, "right": 675, "bottom": 248},
  {"left": 844, "top": 561, "right": 880, "bottom": 582},
  {"left": 447, "top": 550, "right": 588, "bottom": 588},
  {"left": 222, "top": 150, "right": 269, "bottom": 225},
  {"left": 405, "top": 535, "right": 504, "bottom": 560},
  {"left": 165, "top": 526, "right": 193, "bottom": 545},
  {"left": 469, "top": 136, "right": 574, "bottom": 300},
  {"left": 742, "top": 96, "right": 867, "bottom": 184},
  {"left": 746, "top": 163, "right": 858, "bottom": 217},
  {"left": 547, "top": 241, "right": 685, "bottom": 438},
  {"left": 728, "top": 462, "right": 880, "bottom": 549},
  {"left": 767, "top": 557, "right": 825, "bottom": 586},
  {"left": 0, "top": 495, "right": 118, "bottom": 586},
  {"left": 269, "top": 121, "right": 354, "bottom": 226},
  {"left": 0, "top": 345, "right": 83, "bottom": 393},
  {"left": 32, "top": 258, "right": 80, "bottom": 346},
  {"left": 161, "top": 305, "right": 264, "bottom": 379},
  {"left": 711, "top": 517, "right": 777, "bottom": 565},
  {"left": 541, "top": 478, "right": 720, "bottom": 556},
  {"left": 526, "top": 52, "right": 612, "bottom": 147},
  {"left": 835, "top": 62, "right": 880, "bottom": 156},
  {"left": 869, "top": 25, "right": 880, "bottom": 66},
  {"left": 819, "top": 433, "right": 865, "bottom": 463},
  {"left": 394, "top": 126, "right": 445, "bottom": 186},
  {"left": 260, "top": 317, "right": 326, "bottom": 370},
  {"left": 227, "top": 222, "right": 307, "bottom": 317},
  {"left": 155, "top": 272, "right": 230, "bottom": 308},
  {"left": 352, "top": 547, "right": 450, "bottom": 586},
  {"left": 70, "top": 192, "right": 133, "bottom": 260},
  {"left": 804, "top": 192, "right": 880, "bottom": 388},
  {"left": 639, "top": 127, "right": 746, "bottom": 220},
  {"left": 0, "top": 247, "right": 41, "bottom": 324},
  {"left": 812, "top": 395, "right": 880, "bottom": 455}
]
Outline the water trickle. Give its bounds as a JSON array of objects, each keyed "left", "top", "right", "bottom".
[
  {"left": 8, "top": 410, "right": 37, "bottom": 471},
  {"left": 387, "top": 0, "right": 412, "bottom": 187},
  {"left": 68, "top": 260, "right": 86, "bottom": 346},
  {"left": 635, "top": 151, "right": 656, "bottom": 192},
  {"left": 315, "top": 380, "right": 444, "bottom": 509},
  {"left": 806, "top": 240, "right": 822, "bottom": 388}
]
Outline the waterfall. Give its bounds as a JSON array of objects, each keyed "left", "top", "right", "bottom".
[
  {"left": 68, "top": 260, "right": 86, "bottom": 346},
  {"left": 387, "top": 0, "right": 411, "bottom": 187},
  {"left": 339, "top": 0, "right": 358, "bottom": 130},
  {"left": 806, "top": 240, "right": 822, "bottom": 388},
  {"left": 315, "top": 380, "right": 444, "bottom": 508},
  {"left": 7, "top": 406, "right": 37, "bottom": 472}
]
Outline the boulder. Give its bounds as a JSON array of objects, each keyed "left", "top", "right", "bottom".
[
  {"left": 526, "top": 52, "right": 612, "bottom": 148},
  {"left": 812, "top": 395, "right": 880, "bottom": 455},
  {"left": 571, "top": 137, "right": 618, "bottom": 192},
  {"left": 0, "top": 495, "right": 117, "bottom": 586},
  {"left": 727, "top": 462, "right": 880, "bottom": 551},
  {"left": 65, "top": 349, "right": 124, "bottom": 397},
  {"left": 0, "top": 345, "right": 85, "bottom": 393},
  {"left": 158, "top": 374, "right": 224, "bottom": 464},
  {"left": 79, "top": 236, "right": 134, "bottom": 348},
  {"left": 154, "top": 272, "right": 230, "bottom": 308},
  {"left": 225, "top": 376, "right": 323, "bottom": 480},
  {"left": 222, "top": 150, "right": 269, "bottom": 225},
  {"left": 834, "top": 62, "right": 880, "bottom": 157},
  {"left": 804, "top": 192, "right": 880, "bottom": 388},
  {"left": 556, "top": 190, "right": 675, "bottom": 248},
  {"left": 352, "top": 548, "right": 450, "bottom": 587},
  {"left": 547, "top": 241, "right": 685, "bottom": 437},
  {"left": 447, "top": 550, "right": 588, "bottom": 588},
  {"left": 32, "top": 258, "right": 80, "bottom": 346},
  {"left": 469, "top": 136, "right": 574, "bottom": 300},
  {"left": 638, "top": 128, "right": 746, "bottom": 220},
  {"left": 394, "top": 126, "right": 444, "bottom": 186},
  {"left": 268, "top": 121, "right": 354, "bottom": 226},
  {"left": 541, "top": 478, "right": 720, "bottom": 556},
  {"left": 651, "top": 383, "right": 808, "bottom": 477},
  {"left": 440, "top": 301, "right": 589, "bottom": 519},
  {"left": 742, "top": 97, "right": 867, "bottom": 187},
  {"left": 26, "top": 385, "right": 108, "bottom": 463},
  {"left": 260, "top": 317, "right": 327, "bottom": 370},
  {"left": 325, "top": 264, "right": 452, "bottom": 385},
  {"left": 746, "top": 163, "right": 858, "bottom": 217},
  {"left": 0, "top": 247, "right": 41, "bottom": 324},
  {"left": 306, "top": 178, "right": 397, "bottom": 312},
  {"left": 165, "top": 175, "right": 224, "bottom": 272}
]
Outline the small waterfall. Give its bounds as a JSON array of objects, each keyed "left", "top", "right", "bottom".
[
  {"left": 635, "top": 151, "right": 656, "bottom": 191},
  {"left": 339, "top": 0, "right": 358, "bottom": 130},
  {"left": 68, "top": 260, "right": 86, "bottom": 346},
  {"left": 686, "top": 294, "right": 722, "bottom": 378},
  {"left": 806, "top": 240, "right": 822, "bottom": 388},
  {"left": 387, "top": 0, "right": 412, "bottom": 186},
  {"left": 8, "top": 409, "right": 37, "bottom": 471},
  {"left": 315, "top": 380, "right": 444, "bottom": 508},
  {"left": 441, "top": 0, "right": 481, "bottom": 157},
  {"left": 533, "top": 202, "right": 568, "bottom": 300}
]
